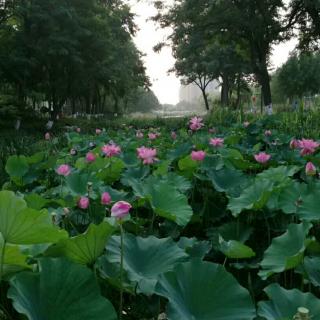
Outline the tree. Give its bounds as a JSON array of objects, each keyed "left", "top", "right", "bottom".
[
  {"left": 277, "top": 52, "right": 320, "bottom": 100},
  {"left": 0, "top": 0, "right": 149, "bottom": 118},
  {"left": 154, "top": 0, "right": 250, "bottom": 110}
]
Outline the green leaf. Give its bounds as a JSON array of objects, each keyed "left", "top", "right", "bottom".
[
  {"left": 8, "top": 258, "right": 117, "bottom": 320},
  {"left": 154, "top": 259, "right": 256, "bottom": 320},
  {"left": 45, "top": 222, "right": 115, "bottom": 265},
  {"left": 66, "top": 172, "right": 89, "bottom": 196},
  {"left": 5, "top": 155, "right": 29, "bottom": 178},
  {"left": 258, "top": 283, "right": 320, "bottom": 320},
  {"left": 219, "top": 239, "right": 256, "bottom": 259},
  {"left": 298, "top": 190, "right": 320, "bottom": 221},
  {"left": 149, "top": 182, "right": 193, "bottom": 226},
  {"left": 259, "top": 223, "right": 311, "bottom": 279},
  {"left": 207, "top": 167, "right": 248, "bottom": 196},
  {"left": 304, "top": 257, "right": 320, "bottom": 287},
  {"left": 228, "top": 180, "right": 274, "bottom": 216},
  {"left": 0, "top": 191, "right": 68, "bottom": 244},
  {"left": 102, "top": 234, "right": 188, "bottom": 294}
]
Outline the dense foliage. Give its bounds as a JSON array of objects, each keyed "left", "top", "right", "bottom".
[
  {"left": 1, "top": 115, "right": 320, "bottom": 319},
  {"left": 154, "top": 0, "right": 320, "bottom": 109},
  {"left": 0, "top": 0, "right": 151, "bottom": 118}
]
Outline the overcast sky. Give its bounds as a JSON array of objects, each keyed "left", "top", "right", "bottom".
[{"left": 128, "top": 0, "right": 297, "bottom": 105}]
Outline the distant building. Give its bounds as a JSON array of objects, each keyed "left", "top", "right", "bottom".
[{"left": 179, "top": 80, "right": 220, "bottom": 103}]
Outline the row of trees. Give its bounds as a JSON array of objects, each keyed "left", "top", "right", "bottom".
[
  {"left": 154, "top": 0, "right": 320, "bottom": 110},
  {"left": 0, "top": 0, "right": 153, "bottom": 119}
]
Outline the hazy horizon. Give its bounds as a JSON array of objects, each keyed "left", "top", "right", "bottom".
[{"left": 129, "top": 0, "right": 297, "bottom": 105}]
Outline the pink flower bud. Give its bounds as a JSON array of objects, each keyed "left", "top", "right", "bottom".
[
  {"left": 45, "top": 132, "right": 50, "bottom": 140},
  {"left": 111, "top": 201, "right": 132, "bottom": 219},
  {"left": 86, "top": 152, "right": 96, "bottom": 163},
  {"left": 101, "top": 192, "right": 111, "bottom": 205},
  {"left": 306, "top": 162, "right": 316, "bottom": 176},
  {"left": 78, "top": 197, "right": 89, "bottom": 209}
]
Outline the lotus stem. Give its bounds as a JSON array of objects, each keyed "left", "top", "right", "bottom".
[
  {"left": 0, "top": 239, "right": 6, "bottom": 284},
  {"left": 119, "top": 223, "right": 124, "bottom": 320}
]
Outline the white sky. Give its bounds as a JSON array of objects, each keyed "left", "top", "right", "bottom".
[{"left": 128, "top": 0, "right": 297, "bottom": 105}]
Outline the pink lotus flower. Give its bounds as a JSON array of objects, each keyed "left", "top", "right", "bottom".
[
  {"left": 78, "top": 197, "right": 89, "bottom": 209},
  {"left": 191, "top": 150, "right": 206, "bottom": 161},
  {"left": 137, "top": 146, "right": 158, "bottom": 164},
  {"left": 171, "top": 131, "right": 177, "bottom": 140},
  {"left": 45, "top": 132, "right": 50, "bottom": 140},
  {"left": 111, "top": 201, "right": 132, "bottom": 219},
  {"left": 101, "top": 192, "right": 111, "bottom": 205},
  {"left": 189, "top": 117, "right": 204, "bottom": 131},
  {"left": 56, "top": 164, "right": 71, "bottom": 176},
  {"left": 86, "top": 152, "right": 96, "bottom": 163},
  {"left": 298, "top": 139, "right": 319, "bottom": 156},
  {"left": 210, "top": 138, "right": 224, "bottom": 148},
  {"left": 148, "top": 133, "right": 158, "bottom": 140},
  {"left": 306, "top": 162, "right": 316, "bottom": 176},
  {"left": 101, "top": 143, "right": 121, "bottom": 157},
  {"left": 243, "top": 121, "right": 250, "bottom": 128},
  {"left": 290, "top": 139, "right": 299, "bottom": 149},
  {"left": 254, "top": 152, "right": 271, "bottom": 164},
  {"left": 265, "top": 130, "right": 272, "bottom": 136},
  {"left": 76, "top": 127, "right": 81, "bottom": 133},
  {"left": 136, "top": 131, "right": 144, "bottom": 139},
  {"left": 96, "top": 128, "right": 102, "bottom": 135}
]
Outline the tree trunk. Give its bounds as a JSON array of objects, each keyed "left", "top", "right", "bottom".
[
  {"left": 201, "top": 88, "right": 210, "bottom": 111},
  {"left": 236, "top": 74, "right": 241, "bottom": 108},
  {"left": 259, "top": 65, "right": 272, "bottom": 107},
  {"left": 221, "top": 74, "right": 229, "bottom": 106}
]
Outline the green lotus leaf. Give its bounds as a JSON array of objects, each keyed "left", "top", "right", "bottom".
[
  {"left": 258, "top": 283, "right": 320, "bottom": 320},
  {"left": 228, "top": 180, "right": 274, "bottom": 216},
  {"left": 5, "top": 155, "right": 29, "bottom": 178},
  {"left": 178, "top": 155, "right": 198, "bottom": 175},
  {"left": 207, "top": 167, "right": 248, "bottom": 196},
  {"left": 154, "top": 259, "right": 256, "bottom": 320},
  {"left": 304, "top": 256, "right": 320, "bottom": 287},
  {"left": 8, "top": 258, "right": 117, "bottom": 320},
  {"left": 0, "top": 237, "right": 31, "bottom": 277},
  {"left": 103, "top": 234, "right": 188, "bottom": 294},
  {"left": 298, "top": 190, "right": 320, "bottom": 221},
  {"left": 0, "top": 191, "right": 68, "bottom": 244},
  {"left": 66, "top": 172, "right": 89, "bottom": 196},
  {"left": 259, "top": 222, "right": 311, "bottom": 279},
  {"left": 177, "top": 237, "right": 211, "bottom": 258},
  {"left": 45, "top": 222, "right": 115, "bottom": 265},
  {"left": 219, "top": 238, "right": 256, "bottom": 259},
  {"left": 149, "top": 182, "right": 193, "bottom": 226}
]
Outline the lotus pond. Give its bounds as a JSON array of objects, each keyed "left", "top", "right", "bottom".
[{"left": 1, "top": 117, "right": 320, "bottom": 320}]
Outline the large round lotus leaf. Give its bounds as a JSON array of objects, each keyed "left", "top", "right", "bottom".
[
  {"left": 8, "top": 258, "right": 117, "bottom": 320},
  {"left": 259, "top": 222, "right": 311, "bottom": 280},
  {"left": 298, "top": 190, "right": 320, "bottom": 220},
  {"left": 207, "top": 167, "right": 248, "bottom": 197},
  {"left": 5, "top": 155, "right": 29, "bottom": 178},
  {"left": 45, "top": 222, "right": 115, "bottom": 265},
  {"left": 104, "top": 234, "right": 188, "bottom": 294},
  {"left": 304, "top": 256, "right": 320, "bottom": 287},
  {"left": 228, "top": 179, "right": 274, "bottom": 216},
  {"left": 0, "top": 191, "right": 67, "bottom": 244},
  {"left": 154, "top": 259, "right": 256, "bottom": 320},
  {"left": 258, "top": 283, "right": 320, "bottom": 320}
]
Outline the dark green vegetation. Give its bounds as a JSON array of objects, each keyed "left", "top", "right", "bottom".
[
  {"left": 1, "top": 115, "right": 320, "bottom": 319},
  {"left": 0, "top": 0, "right": 162, "bottom": 119},
  {"left": 154, "top": 0, "right": 320, "bottom": 109}
]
